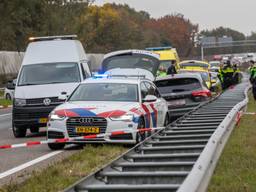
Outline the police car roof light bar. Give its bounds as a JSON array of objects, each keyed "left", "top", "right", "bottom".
[{"left": 110, "top": 74, "right": 146, "bottom": 79}]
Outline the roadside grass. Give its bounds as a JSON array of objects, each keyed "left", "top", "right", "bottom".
[
  {"left": 247, "top": 91, "right": 256, "bottom": 113},
  {"left": 208, "top": 91, "right": 256, "bottom": 192},
  {"left": 0, "top": 99, "right": 12, "bottom": 107},
  {"left": 0, "top": 145, "right": 127, "bottom": 192},
  {"left": 0, "top": 90, "right": 3, "bottom": 98}
]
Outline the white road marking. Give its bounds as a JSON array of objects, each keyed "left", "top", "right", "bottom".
[
  {"left": 0, "top": 151, "right": 62, "bottom": 179},
  {"left": 0, "top": 113, "right": 11, "bottom": 118}
]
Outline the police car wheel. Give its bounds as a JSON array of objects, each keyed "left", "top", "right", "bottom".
[
  {"left": 48, "top": 143, "right": 65, "bottom": 150},
  {"left": 136, "top": 118, "right": 145, "bottom": 144}
]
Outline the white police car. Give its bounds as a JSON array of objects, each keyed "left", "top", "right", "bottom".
[{"left": 47, "top": 76, "right": 169, "bottom": 150}]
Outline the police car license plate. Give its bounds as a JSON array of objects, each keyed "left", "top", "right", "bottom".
[
  {"left": 168, "top": 99, "right": 186, "bottom": 106},
  {"left": 38, "top": 118, "right": 48, "bottom": 123},
  {"left": 75, "top": 127, "right": 100, "bottom": 134}
]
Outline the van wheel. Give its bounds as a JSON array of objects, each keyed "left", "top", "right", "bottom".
[
  {"left": 12, "top": 125, "right": 27, "bottom": 138},
  {"left": 30, "top": 127, "right": 39, "bottom": 133},
  {"left": 48, "top": 143, "right": 65, "bottom": 150},
  {"left": 136, "top": 118, "right": 146, "bottom": 144}
]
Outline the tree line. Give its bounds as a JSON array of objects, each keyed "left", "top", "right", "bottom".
[
  {"left": 1, "top": 0, "right": 256, "bottom": 57},
  {"left": 0, "top": 0, "right": 198, "bottom": 57}
]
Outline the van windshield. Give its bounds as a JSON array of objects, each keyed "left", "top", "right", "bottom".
[{"left": 18, "top": 63, "right": 80, "bottom": 86}]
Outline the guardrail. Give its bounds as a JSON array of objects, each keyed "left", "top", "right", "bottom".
[
  {"left": 177, "top": 83, "right": 251, "bottom": 192},
  {"left": 63, "top": 81, "right": 250, "bottom": 192}
]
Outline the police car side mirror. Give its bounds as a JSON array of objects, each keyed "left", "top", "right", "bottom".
[{"left": 143, "top": 95, "right": 157, "bottom": 103}]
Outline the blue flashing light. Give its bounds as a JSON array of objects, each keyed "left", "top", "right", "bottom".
[{"left": 92, "top": 74, "right": 109, "bottom": 79}]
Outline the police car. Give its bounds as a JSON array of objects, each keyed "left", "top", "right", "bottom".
[{"left": 47, "top": 76, "right": 169, "bottom": 150}]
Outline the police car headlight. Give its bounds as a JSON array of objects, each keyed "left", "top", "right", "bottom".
[
  {"left": 49, "top": 112, "right": 65, "bottom": 121},
  {"left": 14, "top": 98, "right": 26, "bottom": 106},
  {"left": 110, "top": 114, "right": 134, "bottom": 122}
]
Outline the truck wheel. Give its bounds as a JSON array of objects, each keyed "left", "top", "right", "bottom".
[
  {"left": 12, "top": 125, "right": 27, "bottom": 138},
  {"left": 30, "top": 127, "right": 40, "bottom": 133},
  {"left": 136, "top": 118, "right": 146, "bottom": 144},
  {"left": 48, "top": 143, "right": 65, "bottom": 150}
]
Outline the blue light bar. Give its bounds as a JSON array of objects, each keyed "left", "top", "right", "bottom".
[
  {"left": 92, "top": 74, "right": 109, "bottom": 79},
  {"left": 146, "top": 46, "right": 172, "bottom": 51}
]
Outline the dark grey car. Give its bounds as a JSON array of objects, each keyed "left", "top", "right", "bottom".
[{"left": 155, "top": 73, "right": 212, "bottom": 118}]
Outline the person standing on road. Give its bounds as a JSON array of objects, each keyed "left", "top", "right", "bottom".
[
  {"left": 248, "top": 60, "right": 254, "bottom": 75},
  {"left": 167, "top": 60, "right": 177, "bottom": 75},
  {"left": 249, "top": 63, "right": 256, "bottom": 100},
  {"left": 157, "top": 66, "right": 167, "bottom": 77},
  {"left": 222, "top": 60, "right": 234, "bottom": 89}
]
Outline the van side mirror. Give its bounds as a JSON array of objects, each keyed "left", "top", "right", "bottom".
[
  {"left": 58, "top": 92, "right": 68, "bottom": 101},
  {"left": 143, "top": 95, "right": 157, "bottom": 103},
  {"left": 6, "top": 79, "right": 16, "bottom": 90}
]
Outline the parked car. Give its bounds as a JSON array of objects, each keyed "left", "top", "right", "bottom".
[
  {"left": 178, "top": 68, "right": 212, "bottom": 89},
  {"left": 47, "top": 77, "right": 169, "bottom": 150},
  {"left": 179, "top": 60, "right": 210, "bottom": 70},
  {"left": 4, "top": 79, "right": 17, "bottom": 100},
  {"left": 209, "top": 72, "right": 222, "bottom": 94},
  {"left": 155, "top": 73, "right": 211, "bottom": 118},
  {"left": 13, "top": 35, "right": 91, "bottom": 138},
  {"left": 100, "top": 49, "right": 160, "bottom": 81},
  {"left": 209, "top": 61, "right": 221, "bottom": 73}
]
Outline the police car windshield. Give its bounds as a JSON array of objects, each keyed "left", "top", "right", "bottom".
[
  {"left": 18, "top": 62, "right": 80, "bottom": 86},
  {"left": 69, "top": 83, "right": 139, "bottom": 102},
  {"left": 101, "top": 54, "right": 159, "bottom": 76}
]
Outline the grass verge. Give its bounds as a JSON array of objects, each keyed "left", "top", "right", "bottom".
[
  {"left": 0, "top": 90, "right": 3, "bottom": 97},
  {"left": 247, "top": 91, "right": 256, "bottom": 113},
  {"left": 0, "top": 99, "right": 12, "bottom": 107},
  {"left": 208, "top": 91, "right": 256, "bottom": 192},
  {"left": 0, "top": 145, "right": 127, "bottom": 192}
]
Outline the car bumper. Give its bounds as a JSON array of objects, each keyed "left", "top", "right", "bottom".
[
  {"left": 13, "top": 105, "right": 57, "bottom": 127},
  {"left": 47, "top": 119, "right": 139, "bottom": 144}
]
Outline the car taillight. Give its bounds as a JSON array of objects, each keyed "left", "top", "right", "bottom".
[{"left": 192, "top": 90, "right": 212, "bottom": 97}]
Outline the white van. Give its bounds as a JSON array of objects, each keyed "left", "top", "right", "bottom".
[{"left": 13, "top": 35, "right": 91, "bottom": 137}]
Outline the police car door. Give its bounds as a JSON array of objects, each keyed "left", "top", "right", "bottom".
[{"left": 144, "top": 81, "right": 165, "bottom": 127}]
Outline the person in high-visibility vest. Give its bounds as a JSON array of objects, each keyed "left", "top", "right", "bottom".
[
  {"left": 248, "top": 60, "right": 254, "bottom": 74},
  {"left": 250, "top": 63, "right": 256, "bottom": 100},
  {"left": 218, "top": 63, "right": 224, "bottom": 86},
  {"left": 232, "top": 64, "right": 241, "bottom": 84},
  {"left": 222, "top": 60, "right": 234, "bottom": 89},
  {"left": 157, "top": 66, "right": 167, "bottom": 77}
]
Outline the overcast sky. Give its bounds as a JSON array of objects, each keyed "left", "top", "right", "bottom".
[{"left": 94, "top": 0, "right": 255, "bottom": 35}]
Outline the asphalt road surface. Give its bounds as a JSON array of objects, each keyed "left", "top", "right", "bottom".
[{"left": 0, "top": 108, "right": 77, "bottom": 186}]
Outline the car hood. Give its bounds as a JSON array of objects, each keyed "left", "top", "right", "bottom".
[
  {"left": 104, "top": 68, "right": 155, "bottom": 81},
  {"left": 53, "top": 101, "right": 141, "bottom": 118},
  {"left": 15, "top": 83, "right": 79, "bottom": 99}
]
